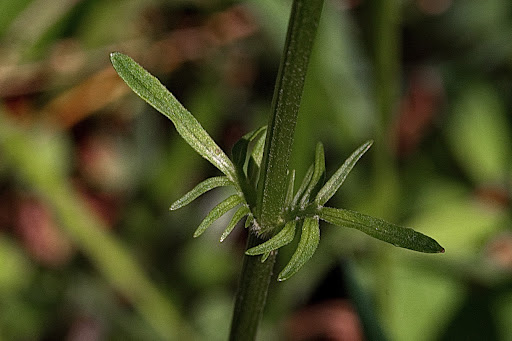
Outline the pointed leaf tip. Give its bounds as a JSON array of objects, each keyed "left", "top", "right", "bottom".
[
  {"left": 319, "top": 207, "right": 444, "bottom": 253},
  {"left": 315, "top": 140, "right": 373, "bottom": 206},
  {"left": 299, "top": 142, "right": 325, "bottom": 208},
  {"left": 193, "top": 194, "right": 243, "bottom": 238},
  {"left": 220, "top": 205, "right": 250, "bottom": 242},
  {"left": 170, "top": 176, "right": 232, "bottom": 210},
  {"left": 278, "top": 217, "right": 320, "bottom": 281},
  {"left": 110, "top": 52, "right": 237, "bottom": 183}
]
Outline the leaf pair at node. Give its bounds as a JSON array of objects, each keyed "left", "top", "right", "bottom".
[
  {"left": 110, "top": 52, "right": 444, "bottom": 282},
  {"left": 245, "top": 140, "right": 372, "bottom": 280},
  {"left": 168, "top": 125, "right": 268, "bottom": 242},
  {"left": 245, "top": 139, "right": 444, "bottom": 280}
]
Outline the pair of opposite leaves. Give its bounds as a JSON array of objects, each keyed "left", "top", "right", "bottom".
[{"left": 110, "top": 52, "right": 444, "bottom": 281}]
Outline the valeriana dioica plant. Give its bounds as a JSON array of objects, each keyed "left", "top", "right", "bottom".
[{"left": 111, "top": 0, "right": 443, "bottom": 338}]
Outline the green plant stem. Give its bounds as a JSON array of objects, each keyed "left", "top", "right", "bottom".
[
  {"left": 370, "top": 0, "right": 401, "bottom": 331},
  {"left": 369, "top": 0, "right": 401, "bottom": 219},
  {"left": 229, "top": 0, "right": 324, "bottom": 339},
  {"left": 0, "top": 110, "right": 196, "bottom": 340},
  {"left": 373, "top": 0, "right": 400, "bottom": 132},
  {"left": 256, "top": 0, "right": 324, "bottom": 235},
  {"left": 229, "top": 233, "right": 277, "bottom": 341}
]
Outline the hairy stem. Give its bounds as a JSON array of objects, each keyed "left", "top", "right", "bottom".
[
  {"left": 229, "top": 0, "right": 324, "bottom": 339},
  {"left": 229, "top": 233, "right": 277, "bottom": 341},
  {"left": 256, "top": 0, "right": 325, "bottom": 235}
]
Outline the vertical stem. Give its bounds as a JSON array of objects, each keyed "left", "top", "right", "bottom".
[
  {"left": 373, "top": 0, "right": 400, "bottom": 133},
  {"left": 256, "top": 0, "right": 324, "bottom": 234},
  {"left": 370, "top": 0, "right": 401, "bottom": 220},
  {"left": 369, "top": 0, "right": 401, "bottom": 333},
  {"left": 229, "top": 233, "right": 277, "bottom": 341},
  {"left": 229, "top": 1, "right": 324, "bottom": 340}
]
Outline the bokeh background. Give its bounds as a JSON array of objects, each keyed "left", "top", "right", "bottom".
[{"left": 1, "top": 0, "right": 512, "bottom": 340}]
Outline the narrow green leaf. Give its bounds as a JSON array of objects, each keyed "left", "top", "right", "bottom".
[
  {"left": 193, "top": 195, "right": 243, "bottom": 237},
  {"left": 247, "top": 129, "right": 267, "bottom": 186},
  {"left": 220, "top": 205, "right": 251, "bottom": 242},
  {"left": 315, "top": 140, "right": 373, "bottom": 206},
  {"left": 110, "top": 52, "right": 237, "bottom": 183},
  {"left": 246, "top": 220, "right": 297, "bottom": 255},
  {"left": 318, "top": 207, "right": 445, "bottom": 253},
  {"left": 232, "top": 126, "right": 267, "bottom": 171},
  {"left": 232, "top": 126, "right": 267, "bottom": 208},
  {"left": 291, "top": 165, "right": 314, "bottom": 208},
  {"left": 299, "top": 142, "right": 325, "bottom": 208},
  {"left": 278, "top": 217, "right": 320, "bottom": 281},
  {"left": 284, "top": 170, "right": 296, "bottom": 208},
  {"left": 170, "top": 176, "right": 232, "bottom": 210},
  {"left": 250, "top": 129, "right": 267, "bottom": 167}
]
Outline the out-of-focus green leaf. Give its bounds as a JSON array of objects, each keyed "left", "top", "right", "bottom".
[
  {"left": 170, "top": 176, "right": 232, "bottom": 211},
  {"left": 278, "top": 217, "right": 320, "bottom": 281},
  {"left": 194, "top": 290, "right": 234, "bottom": 340},
  {"left": 319, "top": 207, "right": 444, "bottom": 253},
  {"left": 0, "top": 0, "right": 30, "bottom": 36},
  {"left": 386, "top": 258, "right": 463, "bottom": 341},
  {"left": 408, "top": 179, "right": 506, "bottom": 257},
  {"left": 180, "top": 237, "right": 237, "bottom": 290},
  {"left": 315, "top": 140, "right": 373, "bottom": 205},
  {"left": 220, "top": 205, "right": 250, "bottom": 242},
  {"left": 194, "top": 195, "right": 243, "bottom": 238},
  {"left": 0, "top": 236, "right": 32, "bottom": 295},
  {"left": 110, "top": 52, "right": 237, "bottom": 183},
  {"left": 447, "top": 83, "right": 511, "bottom": 184},
  {"left": 4, "top": 0, "right": 80, "bottom": 59},
  {"left": 299, "top": 142, "right": 325, "bottom": 208},
  {"left": 246, "top": 220, "right": 297, "bottom": 256}
]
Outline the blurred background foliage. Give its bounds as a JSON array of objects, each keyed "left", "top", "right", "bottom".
[{"left": 0, "top": 0, "right": 511, "bottom": 340}]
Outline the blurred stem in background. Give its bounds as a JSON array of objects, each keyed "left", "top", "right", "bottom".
[
  {"left": 369, "top": 0, "right": 401, "bottom": 220},
  {"left": 0, "top": 109, "right": 196, "bottom": 340},
  {"left": 368, "top": 0, "right": 402, "bottom": 331}
]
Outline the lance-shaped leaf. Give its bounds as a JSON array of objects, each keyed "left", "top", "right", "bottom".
[
  {"left": 299, "top": 142, "right": 325, "bottom": 208},
  {"left": 247, "top": 129, "right": 267, "bottom": 186},
  {"left": 318, "top": 207, "right": 444, "bottom": 253},
  {"left": 193, "top": 195, "right": 243, "bottom": 237},
  {"left": 278, "top": 217, "right": 320, "bottom": 281},
  {"left": 232, "top": 126, "right": 267, "bottom": 172},
  {"left": 250, "top": 129, "right": 266, "bottom": 168},
  {"left": 315, "top": 140, "right": 373, "bottom": 206},
  {"left": 246, "top": 220, "right": 297, "bottom": 256},
  {"left": 220, "top": 205, "right": 251, "bottom": 242},
  {"left": 110, "top": 52, "right": 237, "bottom": 183},
  {"left": 170, "top": 176, "right": 232, "bottom": 210},
  {"left": 291, "top": 165, "right": 314, "bottom": 208}
]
